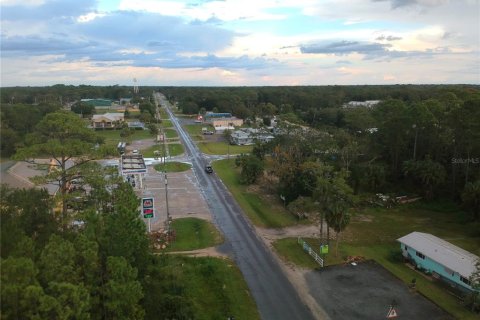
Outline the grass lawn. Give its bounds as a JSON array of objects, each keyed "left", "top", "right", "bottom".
[
  {"left": 213, "top": 159, "right": 303, "bottom": 228},
  {"left": 150, "top": 255, "right": 260, "bottom": 320},
  {"left": 153, "top": 162, "right": 191, "bottom": 173},
  {"left": 158, "top": 108, "right": 168, "bottom": 118},
  {"left": 272, "top": 201, "right": 480, "bottom": 320},
  {"left": 164, "top": 128, "right": 178, "bottom": 139},
  {"left": 166, "top": 217, "right": 223, "bottom": 251},
  {"left": 273, "top": 238, "right": 321, "bottom": 269},
  {"left": 198, "top": 142, "right": 253, "bottom": 155},
  {"left": 142, "top": 143, "right": 184, "bottom": 158},
  {"left": 161, "top": 119, "right": 173, "bottom": 128},
  {"left": 95, "top": 129, "right": 154, "bottom": 146},
  {"left": 184, "top": 124, "right": 205, "bottom": 141}
]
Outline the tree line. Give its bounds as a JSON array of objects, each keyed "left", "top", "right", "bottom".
[{"left": 228, "top": 89, "right": 479, "bottom": 256}]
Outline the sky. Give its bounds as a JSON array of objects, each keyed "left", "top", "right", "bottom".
[{"left": 1, "top": 0, "right": 479, "bottom": 86}]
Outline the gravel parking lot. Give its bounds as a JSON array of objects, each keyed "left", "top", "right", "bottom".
[{"left": 305, "top": 260, "right": 452, "bottom": 320}]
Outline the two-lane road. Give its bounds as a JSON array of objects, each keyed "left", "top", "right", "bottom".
[{"left": 156, "top": 93, "right": 315, "bottom": 320}]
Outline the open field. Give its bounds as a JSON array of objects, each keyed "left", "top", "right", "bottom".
[
  {"left": 166, "top": 217, "right": 223, "bottom": 251},
  {"left": 184, "top": 124, "right": 206, "bottom": 141},
  {"left": 213, "top": 159, "right": 307, "bottom": 228},
  {"left": 160, "top": 119, "right": 173, "bottom": 128},
  {"left": 148, "top": 255, "right": 260, "bottom": 320},
  {"left": 142, "top": 143, "right": 184, "bottom": 158},
  {"left": 95, "top": 129, "right": 154, "bottom": 146},
  {"left": 198, "top": 142, "right": 253, "bottom": 155},
  {"left": 158, "top": 108, "right": 168, "bottom": 118},
  {"left": 164, "top": 128, "right": 178, "bottom": 139}
]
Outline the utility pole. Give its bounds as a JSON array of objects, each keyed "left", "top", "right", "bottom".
[{"left": 162, "top": 127, "right": 170, "bottom": 233}]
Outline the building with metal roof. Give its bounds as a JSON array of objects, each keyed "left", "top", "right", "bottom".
[
  {"left": 120, "top": 154, "right": 147, "bottom": 189},
  {"left": 397, "top": 232, "right": 479, "bottom": 292}
]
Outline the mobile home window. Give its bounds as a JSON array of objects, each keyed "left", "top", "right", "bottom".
[
  {"left": 415, "top": 251, "right": 425, "bottom": 259},
  {"left": 460, "top": 276, "right": 471, "bottom": 285}
]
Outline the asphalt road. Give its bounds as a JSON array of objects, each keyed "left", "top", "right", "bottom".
[{"left": 155, "top": 93, "right": 315, "bottom": 320}]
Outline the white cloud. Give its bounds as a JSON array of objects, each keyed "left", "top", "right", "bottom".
[
  {"left": 1, "top": 0, "right": 478, "bottom": 85},
  {"left": 77, "top": 12, "right": 106, "bottom": 23},
  {"left": 0, "top": 0, "right": 45, "bottom": 6}
]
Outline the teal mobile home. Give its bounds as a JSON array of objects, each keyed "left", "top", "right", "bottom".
[{"left": 397, "top": 232, "right": 479, "bottom": 293}]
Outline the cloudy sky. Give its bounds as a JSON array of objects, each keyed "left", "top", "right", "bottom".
[{"left": 1, "top": 0, "right": 479, "bottom": 86}]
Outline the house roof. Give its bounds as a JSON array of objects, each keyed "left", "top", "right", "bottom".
[
  {"left": 92, "top": 113, "right": 124, "bottom": 122},
  {"left": 397, "top": 232, "right": 479, "bottom": 278}
]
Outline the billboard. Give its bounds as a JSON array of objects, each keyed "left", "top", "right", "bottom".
[{"left": 142, "top": 197, "right": 154, "bottom": 218}]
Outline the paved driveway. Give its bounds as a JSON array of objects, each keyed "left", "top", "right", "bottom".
[{"left": 305, "top": 260, "right": 452, "bottom": 320}]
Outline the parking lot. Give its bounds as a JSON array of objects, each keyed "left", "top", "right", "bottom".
[
  {"left": 305, "top": 260, "right": 452, "bottom": 320},
  {"left": 139, "top": 164, "right": 212, "bottom": 231}
]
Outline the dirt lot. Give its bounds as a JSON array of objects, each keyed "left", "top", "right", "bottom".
[{"left": 305, "top": 260, "right": 452, "bottom": 320}]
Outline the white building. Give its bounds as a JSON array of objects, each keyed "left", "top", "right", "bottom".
[
  {"left": 230, "top": 128, "right": 274, "bottom": 145},
  {"left": 343, "top": 100, "right": 381, "bottom": 109}
]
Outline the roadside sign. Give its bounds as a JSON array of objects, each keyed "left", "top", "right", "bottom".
[
  {"left": 142, "top": 197, "right": 154, "bottom": 218},
  {"left": 320, "top": 245, "right": 329, "bottom": 254},
  {"left": 386, "top": 307, "right": 398, "bottom": 318}
]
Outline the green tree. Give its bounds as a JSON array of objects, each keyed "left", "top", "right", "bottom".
[
  {"left": 240, "top": 155, "right": 264, "bottom": 185},
  {"left": 39, "top": 235, "right": 78, "bottom": 285},
  {"left": 148, "top": 123, "right": 159, "bottom": 136},
  {"left": 104, "top": 256, "right": 144, "bottom": 320},
  {"left": 373, "top": 99, "right": 410, "bottom": 177},
  {"left": 403, "top": 158, "right": 446, "bottom": 200},
  {"left": 1, "top": 257, "right": 39, "bottom": 319},
  {"left": 1, "top": 186, "right": 57, "bottom": 258},
  {"left": 14, "top": 111, "right": 100, "bottom": 228},
  {"left": 101, "top": 183, "right": 150, "bottom": 272},
  {"left": 467, "top": 259, "right": 480, "bottom": 312},
  {"left": 314, "top": 170, "right": 353, "bottom": 256},
  {"left": 20, "top": 285, "right": 59, "bottom": 320},
  {"left": 47, "top": 282, "right": 91, "bottom": 320},
  {"left": 71, "top": 102, "right": 95, "bottom": 118},
  {"left": 462, "top": 180, "right": 480, "bottom": 221}
]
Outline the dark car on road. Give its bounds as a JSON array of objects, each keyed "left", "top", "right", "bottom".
[{"left": 205, "top": 165, "right": 213, "bottom": 174}]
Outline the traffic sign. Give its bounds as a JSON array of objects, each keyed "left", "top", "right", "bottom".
[
  {"left": 386, "top": 306, "right": 398, "bottom": 318},
  {"left": 142, "top": 197, "right": 154, "bottom": 218}
]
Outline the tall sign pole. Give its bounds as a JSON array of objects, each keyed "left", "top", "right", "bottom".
[{"left": 142, "top": 197, "right": 154, "bottom": 233}]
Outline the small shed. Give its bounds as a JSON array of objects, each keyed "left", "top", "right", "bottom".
[{"left": 397, "top": 232, "right": 479, "bottom": 292}]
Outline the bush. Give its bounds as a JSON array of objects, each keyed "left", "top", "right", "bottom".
[{"left": 387, "top": 248, "right": 404, "bottom": 263}]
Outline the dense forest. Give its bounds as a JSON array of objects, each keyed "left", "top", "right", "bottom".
[{"left": 163, "top": 85, "right": 479, "bottom": 212}]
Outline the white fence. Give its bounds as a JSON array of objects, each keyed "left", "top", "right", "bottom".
[{"left": 298, "top": 237, "right": 324, "bottom": 267}]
